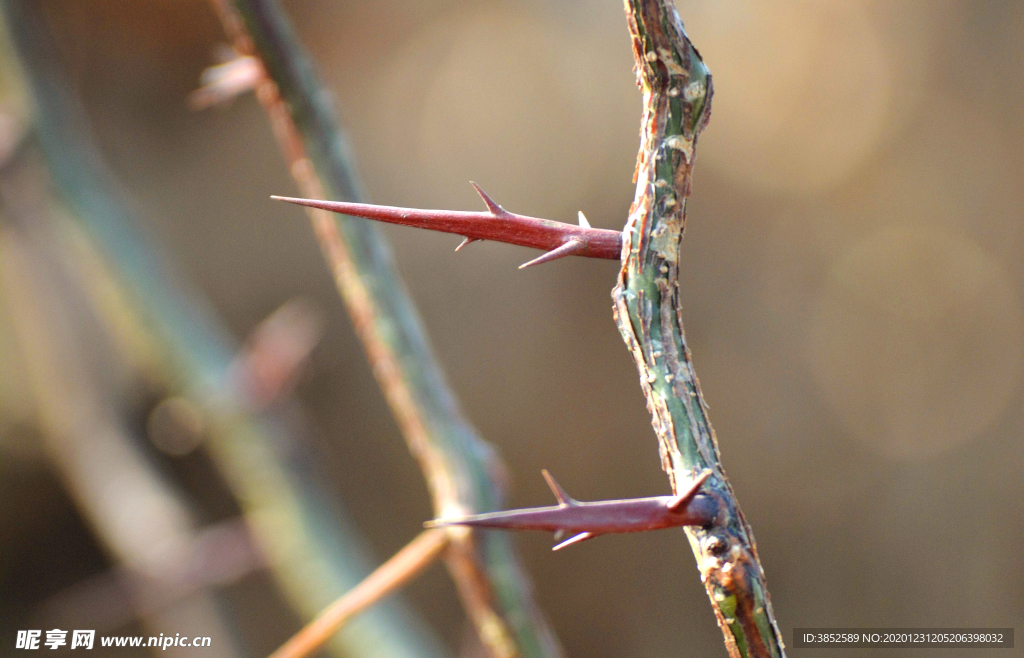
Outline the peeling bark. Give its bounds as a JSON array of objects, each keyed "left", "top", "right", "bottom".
[{"left": 611, "top": 2, "right": 786, "bottom": 656}]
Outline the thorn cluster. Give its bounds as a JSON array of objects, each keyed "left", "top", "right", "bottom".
[
  {"left": 272, "top": 182, "right": 623, "bottom": 269},
  {"left": 426, "top": 469, "right": 716, "bottom": 550}
]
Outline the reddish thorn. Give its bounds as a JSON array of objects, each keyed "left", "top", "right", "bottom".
[
  {"left": 519, "top": 239, "right": 585, "bottom": 269},
  {"left": 422, "top": 468, "right": 718, "bottom": 540},
  {"left": 668, "top": 469, "right": 713, "bottom": 512},
  {"left": 469, "top": 181, "right": 505, "bottom": 215},
  {"left": 553, "top": 532, "right": 595, "bottom": 551},
  {"left": 270, "top": 194, "right": 623, "bottom": 262},
  {"left": 455, "top": 237, "right": 478, "bottom": 252},
  {"left": 541, "top": 470, "right": 576, "bottom": 507}
]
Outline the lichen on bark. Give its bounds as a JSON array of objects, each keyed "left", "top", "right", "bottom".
[{"left": 612, "top": 2, "right": 786, "bottom": 657}]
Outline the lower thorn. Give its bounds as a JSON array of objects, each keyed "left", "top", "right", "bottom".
[
  {"left": 455, "top": 237, "right": 478, "bottom": 252},
  {"left": 519, "top": 240, "right": 585, "bottom": 269}
]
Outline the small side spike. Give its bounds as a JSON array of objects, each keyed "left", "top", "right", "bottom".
[
  {"left": 541, "top": 470, "right": 575, "bottom": 507},
  {"left": 469, "top": 182, "right": 505, "bottom": 216},
  {"left": 553, "top": 532, "right": 595, "bottom": 551},
  {"left": 668, "top": 469, "right": 713, "bottom": 512},
  {"left": 455, "top": 237, "right": 478, "bottom": 252},
  {"left": 577, "top": 211, "right": 591, "bottom": 229},
  {"left": 519, "top": 239, "right": 585, "bottom": 269}
]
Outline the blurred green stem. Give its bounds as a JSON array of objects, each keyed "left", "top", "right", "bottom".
[
  {"left": 208, "top": 1, "right": 563, "bottom": 657},
  {"left": 612, "top": 2, "right": 785, "bottom": 657},
  {"left": 0, "top": 153, "right": 240, "bottom": 658},
  {"left": 0, "top": 3, "right": 447, "bottom": 658}
]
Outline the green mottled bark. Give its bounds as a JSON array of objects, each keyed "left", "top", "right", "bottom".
[{"left": 612, "top": 2, "right": 786, "bottom": 657}]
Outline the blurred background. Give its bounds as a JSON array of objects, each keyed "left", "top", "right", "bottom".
[{"left": 1, "top": 0, "right": 1022, "bottom": 657}]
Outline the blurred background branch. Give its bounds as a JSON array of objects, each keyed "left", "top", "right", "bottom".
[
  {"left": 206, "top": 1, "right": 562, "bottom": 656},
  {"left": 1, "top": 2, "right": 449, "bottom": 657},
  {"left": 0, "top": 144, "right": 242, "bottom": 658}
]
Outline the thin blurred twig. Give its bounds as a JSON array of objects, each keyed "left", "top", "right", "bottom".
[
  {"left": 0, "top": 154, "right": 241, "bottom": 658},
  {"left": 205, "top": 1, "right": 564, "bottom": 657},
  {"left": 0, "top": 4, "right": 448, "bottom": 657},
  {"left": 271, "top": 529, "right": 449, "bottom": 658},
  {"left": 35, "top": 518, "right": 265, "bottom": 633}
]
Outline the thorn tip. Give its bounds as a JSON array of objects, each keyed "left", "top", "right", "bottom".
[
  {"left": 470, "top": 182, "right": 505, "bottom": 215},
  {"left": 541, "top": 470, "right": 575, "bottom": 506},
  {"left": 519, "top": 239, "right": 585, "bottom": 269},
  {"left": 455, "top": 237, "right": 478, "bottom": 252},
  {"left": 552, "top": 531, "right": 595, "bottom": 551}
]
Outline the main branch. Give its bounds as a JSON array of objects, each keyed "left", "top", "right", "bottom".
[{"left": 612, "top": 2, "right": 785, "bottom": 657}]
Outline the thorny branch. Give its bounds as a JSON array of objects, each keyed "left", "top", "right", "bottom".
[
  {"left": 205, "top": 1, "right": 563, "bottom": 657},
  {"left": 611, "top": 1, "right": 785, "bottom": 656},
  {"left": 268, "top": 1, "right": 789, "bottom": 656},
  {"left": 427, "top": 469, "right": 716, "bottom": 551}
]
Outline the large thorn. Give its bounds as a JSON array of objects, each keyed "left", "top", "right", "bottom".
[
  {"left": 270, "top": 192, "right": 622, "bottom": 264},
  {"left": 518, "top": 239, "right": 585, "bottom": 269}
]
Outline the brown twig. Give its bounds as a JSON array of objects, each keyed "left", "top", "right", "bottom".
[
  {"left": 271, "top": 186, "right": 622, "bottom": 268},
  {"left": 269, "top": 529, "right": 450, "bottom": 658}
]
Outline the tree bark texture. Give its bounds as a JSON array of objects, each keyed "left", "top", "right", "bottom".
[{"left": 612, "top": 2, "right": 786, "bottom": 657}]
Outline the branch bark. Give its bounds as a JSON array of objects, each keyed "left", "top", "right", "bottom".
[
  {"left": 612, "top": 2, "right": 785, "bottom": 657},
  {"left": 207, "top": 2, "right": 563, "bottom": 657}
]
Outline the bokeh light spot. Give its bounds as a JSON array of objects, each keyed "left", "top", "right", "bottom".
[
  {"left": 808, "top": 225, "right": 1023, "bottom": 460},
  {"left": 686, "top": 0, "right": 895, "bottom": 194}
]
